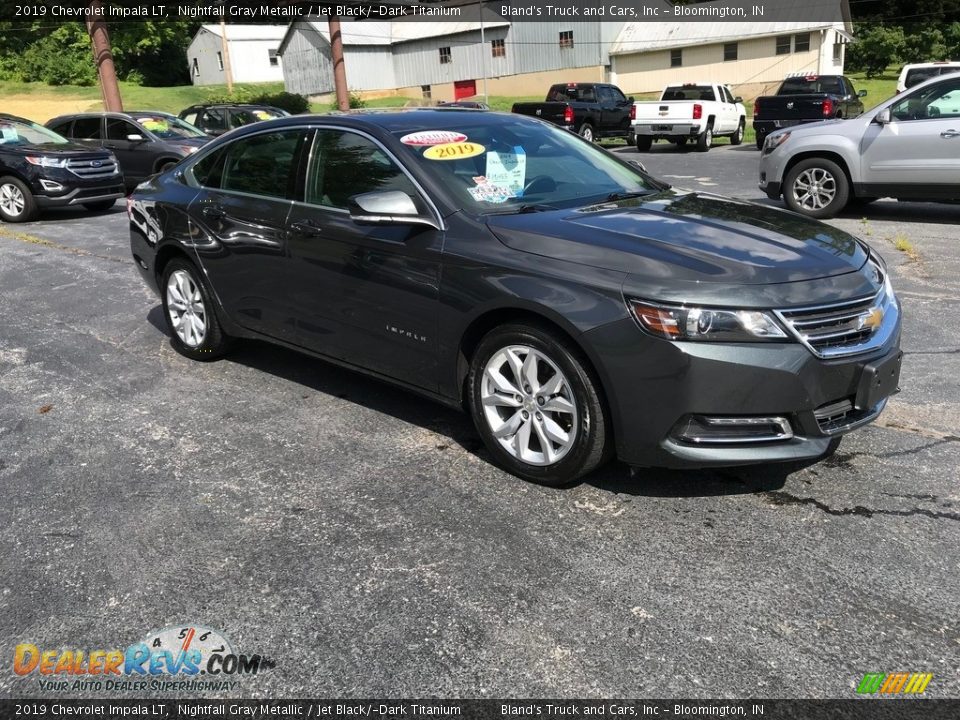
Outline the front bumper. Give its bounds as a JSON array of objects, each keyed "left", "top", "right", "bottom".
[
  {"left": 758, "top": 147, "right": 789, "bottom": 199},
  {"left": 34, "top": 185, "right": 126, "bottom": 208},
  {"left": 583, "top": 317, "right": 902, "bottom": 469}
]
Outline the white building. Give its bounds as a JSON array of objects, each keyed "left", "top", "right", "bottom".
[{"left": 187, "top": 25, "right": 288, "bottom": 86}]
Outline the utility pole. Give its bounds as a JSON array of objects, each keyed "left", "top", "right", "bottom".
[
  {"left": 329, "top": 16, "right": 350, "bottom": 111},
  {"left": 219, "top": 16, "right": 234, "bottom": 94},
  {"left": 86, "top": 0, "right": 123, "bottom": 112}
]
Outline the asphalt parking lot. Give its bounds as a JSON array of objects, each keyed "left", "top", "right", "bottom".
[{"left": 1, "top": 143, "right": 958, "bottom": 700}]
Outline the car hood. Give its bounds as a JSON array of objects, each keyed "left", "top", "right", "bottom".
[
  {"left": 486, "top": 190, "right": 868, "bottom": 287},
  {"left": 2, "top": 142, "right": 113, "bottom": 157}
]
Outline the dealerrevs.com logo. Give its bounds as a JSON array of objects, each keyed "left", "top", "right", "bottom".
[
  {"left": 13, "top": 625, "right": 275, "bottom": 692},
  {"left": 856, "top": 672, "right": 934, "bottom": 695}
]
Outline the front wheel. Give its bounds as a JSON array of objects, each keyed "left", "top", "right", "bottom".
[
  {"left": 161, "top": 258, "right": 232, "bottom": 361},
  {"left": 0, "top": 176, "right": 38, "bottom": 223},
  {"left": 579, "top": 123, "right": 595, "bottom": 142},
  {"left": 783, "top": 158, "right": 850, "bottom": 219},
  {"left": 468, "top": 324, "right": 611, "bottom": 486},
  {"left": 696, "top": 126, "right": 713, "bottom": 152},
  {"left": 730, "top": 118, "right": 745, "bottom": 145}
]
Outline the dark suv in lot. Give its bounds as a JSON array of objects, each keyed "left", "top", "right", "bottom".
[
  {"left": 0, "top": 113, "right": 124, "bottom": 222},
  {"left": 46, "top": 111, "right": 210, "bottom": 190},
  {"left": 177, "top": 104, "right": 289, "bottom": 137}
]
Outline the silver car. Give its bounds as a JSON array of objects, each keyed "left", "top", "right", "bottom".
[{"left": 759, "top": 72, "right": 960, "bottom": 218}]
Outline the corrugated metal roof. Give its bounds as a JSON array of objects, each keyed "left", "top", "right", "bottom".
[
  {"left": 201, "top": 24, "right": 288, "bottom": 42},
  {"left": 611, "top": 0, "right": 849, "bottom": 55},
  {"left": 296, "top": 19, "right": 511, "bottom": 47}
]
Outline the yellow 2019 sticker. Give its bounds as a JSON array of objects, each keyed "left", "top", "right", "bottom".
[{"left": 423, "top": 142, "right": 485, "bottom": 161}]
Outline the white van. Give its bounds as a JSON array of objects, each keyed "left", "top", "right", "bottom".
[{"left": 897, "top": 61, "right": 960, "bottom": 92}]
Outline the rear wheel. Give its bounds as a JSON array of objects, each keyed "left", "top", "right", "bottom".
[
  {"left": 0, "top": 176, "right": 37, "bottom": 223},
  {"left": 578, "top": 123, "right": 595, "bottom": 142},
  {"left": 83, "top": 199, "right": 116, "bottom": 213},
  {"left": 468, "top": 324, "right": 611, "bottom": 486},
  {"left": 696, "top": 125, "right": 713, "bottom": 152},
  {"left": 635, "top": 136, "right": 652, "bottom": 152},
  {"left": 783, "top": 157, "right": 850, "bottom": 219},
  {"left": 755, "top": 133, "right": 766, "bottom": 150},
  {"left": 730, "top": 118, "right": 745, "bottom": 145},
  {"left": 161, "top": 258, "right": 232, "bottom": 361}
]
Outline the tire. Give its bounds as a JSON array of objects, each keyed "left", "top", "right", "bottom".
[
  {"left": 782, "top": 157, "right": 850, "bottom": 219},
  {"left": 578, "top": 123, "right": 595, "bottom": 142},
  {"left": 0, "top": 176, "right": 38, "bottom": 223},
  {"left": 635, "top": 135, "right": 652, "bottom": 152},
  {"left": 157, "top": 160, "right": 179, "bottom": 174},
  {"left": 161, "top": 258, "right": 232, "bottom": 361},
  {"left": 696, "top": 125, "right": 713, "bottom": 152},
  {"left": 730, "top": 118, "right": 745, "bottom": 146},
  {"left": 755, "top": 134, "right": 766, "bottom": 150},
  {"left": 83, "top": 199, "right": 116, "bottom": 213},
  {"left": 468, "top": 323, "right": 611, "bottom": 486}
]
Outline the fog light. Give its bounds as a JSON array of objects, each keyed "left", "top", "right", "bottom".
[
  {"left": 39, "top": 179, "right": 65, "bottom": 192},
  {"left": 672, "top": 415, "right": 793, "bottom": 444}
]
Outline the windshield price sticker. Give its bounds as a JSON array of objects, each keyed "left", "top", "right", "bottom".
[
  {"left": 401, "top": 130, "right": 468, "bottom": 146},
  {"left": 423, "top": 142, "right": 485, "bottom": 160},
  {"left": 485, "top": 146, "right": 527, "bottom": 197}
]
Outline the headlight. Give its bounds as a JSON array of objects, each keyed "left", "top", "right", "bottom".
[
  {"left": 25, "top": 155, "right": 67, "bottom": 168},
  {"left": 764, "top": 131, "right": 791, "bottom": 152},
  {"left": 629, "top": 300, "right": 787, "bottom": 342}
]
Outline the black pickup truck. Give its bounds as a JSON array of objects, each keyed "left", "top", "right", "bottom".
[
  {"left": 512, "top": 83, "right": 634, "bottom": 142},
  {"left": 752, "top": 75, "right": 867, "bottom": 149}
]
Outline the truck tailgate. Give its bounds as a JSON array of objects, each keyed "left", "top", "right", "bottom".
[
  {"left": 633, "top": 101, "right": 695, "bottom": 121},
  {"left": 511, "top": 102, "right": 568, "bottom": 125},
  {"left": 756, "top": 94, "right": 832, "bottom": 121}
]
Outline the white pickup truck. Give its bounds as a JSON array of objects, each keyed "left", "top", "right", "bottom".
[{"left": 630, "top": 83, "right": 747, "bottom": 152}]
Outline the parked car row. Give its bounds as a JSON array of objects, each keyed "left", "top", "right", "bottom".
[{"left": 0, "top": 104, "right": 290, "bottom": 222}]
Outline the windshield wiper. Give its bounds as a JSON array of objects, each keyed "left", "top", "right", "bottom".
[
  {"left": 487, "top": 203, "right": 558, "bottom": 215},
  {"left": 605, "top": 191, "right": 654, "bottom": 202}
]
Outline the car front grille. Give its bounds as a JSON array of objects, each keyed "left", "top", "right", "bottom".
[
  {"left": 66, "top": 157, "right": 119, "bottom": 178},
  {"left": 774, "top": 268, "right": 898, "bottom": 359}
]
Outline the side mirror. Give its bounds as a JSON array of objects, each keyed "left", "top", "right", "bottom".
[
  {"left": 858, "top": 89, "right": 868, "bottom": 97},
  {"left": 734, "top": 96, "right": 743, "bottom": 104},
  {"left": 874, "top": 108, "right": 891, "bottom": 125},
  {"left": 628, "top": 96, "right": 635, "bottom": 103},
  {"left": 127, "top": 134, "right": 146, "bottom": 142},
  {"left": 349, "top": 190, "right": 440, "bottom": 230}
]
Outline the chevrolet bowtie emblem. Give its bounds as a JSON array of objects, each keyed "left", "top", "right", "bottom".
[{"left": 859, "top": 307, "right": 884, "bottom": 331}]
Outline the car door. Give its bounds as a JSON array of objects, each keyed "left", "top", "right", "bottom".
[
  {"left": 859, "top": 76, "right": 960, "bottom": 197},
  {"left": 186, "top": 127, "right": 311, "bottom": 339},
  {"left": 104, "top": 117, "right": 153, "bottom": 182},
  {"left": 283, "top": 127, "right": 443, "bottom": 389},
  {"left": 598, "top": 86, "right": 630, "bottom": 133},
  {"left": 717, "top": 86, "right": 736, "bottom": 132}
]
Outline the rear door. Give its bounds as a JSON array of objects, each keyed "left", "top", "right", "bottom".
[
  {"left": 598, "top": 86, "right": 631, "bottom": 133},
  {"left": 283, "top": 127, "right": 443, "bottom": 388},
  {"left": 859, "top": 76, "right": 960, "bottom": 197},
  {"left": 186, "top": 127, "right": 311, "bottom": 339}
]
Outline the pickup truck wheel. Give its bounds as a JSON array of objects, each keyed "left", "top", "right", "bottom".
[
  {"left": 696, "top": 126, "right": 713, "bottom": 152},
  {"left": 730, "top": 118, "right": 745, "bottom": 145},
  {"left": 579, "top": 123, "right": 595, "bottom": 142},
  {"left": 635, "top": 136, "right": 652, "bottom": 152},
  {"left": 755, "top": 134, "right": 766, "bottom": 150},
  {"left": 783, "top": 158, "right": 849, "bottom": 219}
]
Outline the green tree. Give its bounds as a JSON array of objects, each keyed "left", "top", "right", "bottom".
[{"left": 847, "top": 25, "right": 907, "bottom": 77}]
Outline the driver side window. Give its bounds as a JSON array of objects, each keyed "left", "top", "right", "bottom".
[
  {"left": 306, "top": 130, "right": 420, "bottom": 210},
  {"left": 890, "top": 79, "right": 960, "bottom": 121}
]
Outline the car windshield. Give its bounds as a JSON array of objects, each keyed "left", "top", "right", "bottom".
[
  {"left": 133, "top": 114, "right": 206, "bottom": 139},
  {"left": 393, "top": 116, "right": 658, "bottom": 214},
  {"left": 0, "top": 118, "right": 69, "bottom": 146}
]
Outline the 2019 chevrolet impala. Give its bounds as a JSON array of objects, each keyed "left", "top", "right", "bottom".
[{"left": 128, "top": 110, "right": 902, "bottom": 485}]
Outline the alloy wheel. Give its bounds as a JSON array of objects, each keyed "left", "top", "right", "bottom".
[
  {"left": 0, "top": 183, "right": 26, "bottom": 218},
  {"left": 166, "top": 269, "right": 207, "bottom": 348},
  {"left": 480, "top": 345, "right": 578, "bottom": 466},
  {"left": 792, "top": 167, "right": 837, "bottom": 211}
]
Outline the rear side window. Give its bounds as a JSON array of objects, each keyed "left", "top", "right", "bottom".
[
  {"left": 48, "top": 120, "right": 73, "bottom": 137},
  {"left": 180, "top": 110, "right": 199, "bottom": 125},
  {"left": 905, "top": 68, "right": 942, "bottom": 89},
  {"left": 306, "top": 129, "right": 419, "bottom": 210},
  {"left": 73, "top": 117, "right": 102, "bottom": 139},
  {"left": 191, "top": 129, "right": 307, "bottom": 199}
]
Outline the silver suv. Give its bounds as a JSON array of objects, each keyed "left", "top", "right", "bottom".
[{"left": 759, "top": 72, "right": 960, "bottom": 218}]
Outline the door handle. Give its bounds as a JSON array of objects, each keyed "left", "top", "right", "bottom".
[
  {"left": 941, "top": 130, "right": 959, "bottom": 138},
  {"left": 200, "top": 205, "right": 225, "bottom": 219},
  {"left": 289, "top": 219, "right": 323, "bottom": 235}
]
